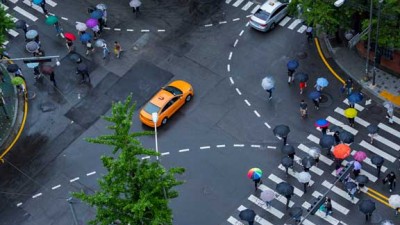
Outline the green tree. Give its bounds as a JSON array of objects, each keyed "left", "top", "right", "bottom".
[
  {"left": 74, "top": 94, "right": 185, "bottom": 225},
  {"left": 0, "top": 6, "right": 15, "bottom": 53}
]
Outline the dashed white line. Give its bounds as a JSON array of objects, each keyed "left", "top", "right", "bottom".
[
  {"left": 267, "top": 146, "right": 277, "bottom": 149},
  {"left": 114, "top": 28, "right": 121, "bottom": 31},
  {"left": 127, "top": 29, "right": 134, "bottom": 32},
  {"left": 264, "top": 122, "right": 271, "bottom": 129},
  {"left": 246, "top": 22, "right": 250, "bottom": 27},
  {"left": 86, "top": 171, "right": 96, "bottom": 176},
  {"left": 103, "top": 27, "right": 111, "bottom": 30},
  {"left": 204, "top": 24, "right": 213, "bottom": 27},
  {"left": 251, "top": 145, "right": 261, "bottom": 148},
  {"left": 51, "top": 185, "right": 61, "bottom": 190},
  {"left": 233, "top": 39, "right": 239, "bottom": 47},
  {"left": 141, "top": 29, "right": 150, "bottom": 32},
  {"left": 61, "top": 17, "right": 68, "bottom": 21},
  {"left": 142, "top": 156, "right": 150, "bottom": 160},
  {"left": 235, "top": 88, "right": 242, "bottom": 95},
  {"left": 230, "top": 77, "right": 235, "bottom": 85},
  {"left": 227, "top": 64, "right": 230, "bottom": 72},
  {"left": 244, "top": 99, "right": 251, "bottom": 106},
  {"left": 157, "top": 29, "right": 166, "bottom": 32},
  {"left": 219, "top": 21, "right": 227, "bottom": 24},
  {"left": 32, "top": 193, "right": 42, "bottom": 199},
  {"left": 246, "top": 15, "right": 252, "bottom": 18},
  {"left": 16, "top": 202, "right": 23, "bottom": 207},
  {"left": 254, "top": 110, "right": 260, "bottom": 117},
  {"left": 217, "top": 145, "right": 226, "bottom": 148},
  {"left": 70, "top": 177, "right": 80, "bottom": 183},
  {"left": 179, "top": 149, "right": 190, "bottom": 152},
  {"left": 161, "top": 152, "right": 170, "bottom": 156},
  {"left": 234, "top": 144, "right": 245, "bottom": 147},
  {"left": 239, "top": 30, "right": 244, "bottom": 36},
  {"left": 232, "top": 18, "right": 240, "bottom": 21},
  {"left": 200, "top": 146, "right": 211, "bottom": 149},
  {"left": 228, "top": 52, "right": 233, "bottom": 60}
]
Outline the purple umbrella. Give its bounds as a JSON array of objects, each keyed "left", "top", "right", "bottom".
[
  {"left": 353, "top": 161, "right": 362, "bottom": 170},
  {"left": 86, "top": 18, "right": 98, "bottom": 28},
  {"left": 353, "top": 151, "right": 367, "bottom": 162}
]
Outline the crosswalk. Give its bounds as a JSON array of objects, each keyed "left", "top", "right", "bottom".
[
  {"left": 226, "top": 98, "right": 400, "bottom": 225},
  {"left": 1, "top": 0, "right": 58, "bottom": 46},
  {"left": 225, "top": 0, "right": 309, "bottom": 34}
]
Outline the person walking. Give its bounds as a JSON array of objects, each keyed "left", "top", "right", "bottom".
[
  {"left": 113, "top": 41, "right": 122, "bottom": 58},
  {"left": 306, "top": 26, "right": 313, "bottom": 43},
  {"left": 300, "top": 100, "right": 307, "bottom": 118},
  {"left": 76, "top": 68, "right": 90, "bottom": 84},
  {"left": 324, "top": 197, "right": 333, "bottom": 217},
  {"left": 49, "top": 71, "right": 57, "bottom": 87},
  {"left": 299, "top": 81, "right": 306, "bottom": 94},
  {"left": 287, "top": 68, "right": 295, "bottom": 85},
  {"left": 253, "top": 177, "right": 262, "bottom": 192},
  {"left": 85, "top": 40, "right": 95, "bottom": 55},
  {"left": 348, "top": 117, "right": 355, "bottom": 127},
  {"left": 365, "top": 212, "right": 372, "bottom": 221},
  {"left": 333, "top": 131, "right": 340, "bottom": 145},
  {"left": 31, "top": 0, "right": 48, "bottom": 15},
  {"left": 91, "top": 25, "right": 100, "bottom": 39},
  {"left": 102, "top": 42, "right": 110, "bottom": 59},
  {"left": 285, "top": 194, "right": 292, "bottom": 209},
  {"left": 33, "top": 65, "right": 42, "bottom": 80},
  {"left": 54, "top": 21, "right": 63, "bottom": 37},
  {"left": 130, "top": 0, "right": 142, "bottom": 17},
  {"left": 347, "top": 184, "right": 357, "bottom": 201},
  {"left": 321, "top": 127, "right": 328, "bottom": 135},
  {"left": 314, "top": 83, "right": 323, "bottom": 93},
  {"left": 312, "top": 97, "right": 320, "bottom": 110},
  {"left": 282, "top": 135, "right": 288, "bottom": 146},
  {"left": 383, "top": 171, "right": 396, "bottom": 192},
  {"left": 386, "top": 106, "right": 394, "bottom": 124},
  {"left": 343, "top": 78, "right": 353, "bottom": 96},
  {"left": 266, "top": 87, "right": 273, "bottom": 100},
  {"left": 66, "top": 39, "right": 74, "bottom": 53}
]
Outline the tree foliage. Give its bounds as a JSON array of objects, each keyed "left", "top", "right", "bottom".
[
  {"left": 0, "top": 6, "right": 14, "bottom": 53},
  {"left": 73, "top": 94, "right": 185, "bottom": 225}
]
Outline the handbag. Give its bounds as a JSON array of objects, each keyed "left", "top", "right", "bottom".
[{"left": 319, "top": 205, "right": 327, "bottom": 212}]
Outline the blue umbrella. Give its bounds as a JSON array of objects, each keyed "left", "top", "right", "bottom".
[
  {"left": 308, "top": 91, "right": 321, "bottom": 100},
  {"left": 25, "top": 29, "right": 38, "bottom": 39},
  {"left": 348, "top": 92, "right": 363, "bottom": 103},
  {"left": 287, "top": 60, "right": 299, "bottom": 70},
  {"left": 316, "top": 77, "right": 329, "bottom": 87},
  {"left": 90, "top": 9, "right": 104, "bottom": 19},
  {"left": 314, "top": 119, "right": 330, "bottom": 128},
  {"left": 79, "top": 33, "right": 92, "bottom": 42},
  {"left": 32, "top": 0, "right": 43, "bottom": 5},
  {"left": 26, "top": 62, "right": 39, "bottom": 68}
]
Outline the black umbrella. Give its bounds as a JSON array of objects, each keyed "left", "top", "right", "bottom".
[
  {"left": 276, "top": 182, "right": 294, "bottom": 196},
  {"left": 69, "top": 53, "right": 82, "bottom": 63},
  {"left": 239, "top": 209, "right": 256, "bottom": 222},
  {"left": 319, "top": 135, "right": 335, "bottom": 148},
  {"left": 367, "top": 124, "right": 379, "bottom": 134},
  {"left": 355, "top": 175, "right": 369, "bottom": 185},
  {"left": 77, "top": 63, "right": 88, "bottom": 72},
  {"left": 273, "top": 125, "right": 290, "bottom": 137},
  {"left": 7, "top": 64, "right": 19, "bottom": 73},
  {"left": 281, "top": 145, "right": 295, "bottom": 155},
  {"left": 281, "top": 156, "right": 293, "bottom": 168},
  {"left": 41, "top": 65, "right": 54, "bottom": 75},
  {"left": 295, "top": 73, "right": 309, "bottom": 82},
  {"left": 339, "top": 131, "right": 354, "bottom": 144},
  {"left": 345, "top": 181, "right": 357, "bottom": 190},
  {"left": 359, "top": 199, "right": 376, "bottom": 214},
  {"left": 15, "top": 20, "right": 27, "bottom": 29},
  {"left": 329, "top": 125, "right": 343, "bottom": 133},
  {"left": 371, "top": 155, "right": 384, "bottom": 166},
  {"left": 289, "top": 207, "right": 303, "bottom": 218},
  {"left": 302, "top": 156, "right": 315, "bottom": 168}
]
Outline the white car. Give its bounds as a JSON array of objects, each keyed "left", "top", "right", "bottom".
[{"left": 250, "top": 0, "right": 289, "bottom": 32}]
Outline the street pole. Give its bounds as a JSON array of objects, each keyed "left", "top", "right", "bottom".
[
  {"left": 365, "top": 0, "right": 373, "bottom": 77},
  {"left": 151, "top": 113, "right": 167, "bottom": 200},
  {"left": 67, "top": 197, "right": 79, "bottom": 225},
  {"left": 372, "top": 0, "right": 383, "bottom": 86}
]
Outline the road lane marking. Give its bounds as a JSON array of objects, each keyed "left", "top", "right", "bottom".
[
  {"left": 216, "top": 145, "right": 226, "bottom": 148},
  {"left": 232, "top": 18, "right": 240, "bottom": 21},
  {"left": 179, "top": 149, "right": 189, "bottom": 152},
  {"left": 46, "top": 0, "right": 57, "bottom": 7},
  {"left": 233, "top": 0, "right": 244, "bottom": 7},
  {"left": 16, "top": 202, "right": 23, "bottom": 207},
  {"left": 200, "top": 146, "right": 210, "bottom": 149},
  {"left": 251, "top": 145, "right": 260, "bottom": 148},
  {"left": 227, "top": 216, "right": 244, "bottom": 225},
  {"left": 343, "top": 99, "right": 364, "bottom": 111},
  {"left": 234, "top": 144, "right": 244, "bottom": 147},
  {"left": 371, "top": 133, "right": 400, "bottom": 151},
  {"left": 127, "top": 29, "right": 134, "bottom": 31},
  {"left": 51, "top": 184, "right": 61, "bottom": 190},
  {"left": 335, "top": 161, "right": 377, "bottom": 182},
  {"left": 251, "top": 5, "right": 260, "bottom": 14},
  {"left": 229, "top": 77, "right": 234, "bottom": 84},
  {"left": 312, "top": 191, "right": 349, "bottom": 215},
  {"left": 244, "top": 99, "right": 251, "bottom": 106},
  {"left": 228, "top": 51, "right": 232, "bottom": 60},
  {"left": 157, "top": 29, "right": 165, "bottom": 32},
  {"left": 264, "top": 122, "right": 271, "bottom": 129},
  {"left": 141, "top": 29, "right": 150, "bottom": 32},
  {"left": 70, "top": 177, "right": 80, "bottom": 182},
  {"left": 334, "top": 107, "right": 370, "bottom": 127},
  {"left": 287, "top": 19, "right": 302, "bottom": 30},
  {"left": 322, "top": 180, "right": 359, "bottom": 203},
  {"left": 227, "top": 64, "right": 230, "bottom": 72},
  {"left": 350, "top": 150, "right": 387, "bottom": 172},
  {"left": 204, "top": 24, "right": 212, "bottom": 27},
  {"left": 114, "top": 28, "right": 121, "bottom": 31},
  {"left": 233, "top": 39, "right": 239, "bottom": 47},
  {"left": 141, "top": 156, "right": 150, "bottom": 160},
  {"left": 298, "top": 143, "right": 333, "bottom": 166},
  {"left": 235, "top": 88, "right": 242, "bottom": 95},
  {"left": 13, "top": 6, "right": 38, "bottom": 21},
  {"left": 267, "top": 146, "right": 276, "bottom": 149},
  {"left": 239, "top": 30, "right": 244, "bottom": 36},
  {"left": 32, "top": 193, "right": 42, "bottom": 198},
  {"left": 278, "top": 164, "right": 315, "bottom": 186},
  {"left": 326, "top": 116, "right": 358, "bottom": 135},
  {"left": 254, "top": 110, "right": 260, "bottom": 117},
  {"left": 302, "top": 201, "right": 340, "bottom": 225},
  {"left": 86, "top": 171, "right": 96, "bottom": 176},
  {"left": 279, "top": 16, "right": 291, "bottom": 26},
  {"left": 297, "top": 25, "right": 307, "bottom": 33},
  {"left": 219, "top": 21, "right": 227, "bottom": 24},
  {"left": 161, "top": 152, "right": 170, "bottom": 156},
  {"left": 378, "top": 123, "right": 400, "bottom": 139},
  {"left": 359, "top": 140, "right": 396, "bottom": 162}
]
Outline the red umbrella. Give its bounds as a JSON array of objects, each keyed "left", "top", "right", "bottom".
[
  {"left": 64, "top": 32, "right": 76, "bottom": 41},
  {"left": 333, "top": 144, "right": 351, "bottom": 159}
]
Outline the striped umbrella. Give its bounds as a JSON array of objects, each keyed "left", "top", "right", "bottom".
[{"left": 247, "top": 168, "right": 262, "bottom": 180}]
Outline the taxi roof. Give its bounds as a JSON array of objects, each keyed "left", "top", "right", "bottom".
[
  {"left": 260, "top": 0, "right": 283, "bottom": 13},
  {"left": 150, "top": 89, "right": 174, "bottom": 107}
]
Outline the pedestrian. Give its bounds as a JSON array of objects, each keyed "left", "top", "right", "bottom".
[
  {"left": 312, "top": 97, "right": 320, "bottom": 110},
  {"left": 347, "top": 184, "right": 357, "bottom": 201},
  {"left": 348, "top": 117, "right": 355, "bottom": 127},
  {"left": 383, "top": 171, "right": 396, "bottom": 192},
  {"left": 314, "top": 83, "right": 323, "bottom": 93},
  {"left": 33, "top": 65, "right": 41, "bottom": 80},
  {"left": 102, "top": 9, "right": 107, "bottom": 27},
  {"left": 102, "top": 42, "right": 110, "bottom": 59},
  {"left": 334, "top": 159, "right": 343, "bottom": 170},
  {"left": 376, "top": 164, "right": 382, "bottom": 178},
  {"left": 299, "top": 81, "right": 306, "bottom": 94},
  {"left": 303, "top": 181, "right": 309, "bottom": 193},
  {"left": 299, "top": 99, "right": 307, "bottom": 118},
  {"left": 266, "top": 87, "right": 273, "bottom": 100},
  {"left": 282, "top": 135, "right": 288, "bottom": 146},
  {"left": 395, "top": 207, "right": 399, "bottom": 215},
  {"left": 337, "top": 166, "right": 350, "bottom": 183},
  {"left": 285, "top": 194, "right": 292, "bottom": 209},
  {"left": 65, "top": 39, "right": 74, "bottom": 53},
  {"left": 31, "top": 0, "right": 48, "bottom": 15},
  {"left": 386, "top": 106, "right": 394, "bottom": 124},
  {"left": 0, "top": 88, "right": 10, "bottom": 120},
  {"left": 369, "top": 132, "right": 378, "bottom": 144},
  {"left": 130, "top": 0, "right": 142, "bottom": 17},
  {"left": 247, "top": 220, "right": 254, "bottom": 225},
  {"left": 306, "top": 26, "right": 313, "bottom": 43},
  {"left": 54, "top": 21, "right": 63, "bottom": 37},
  {"left": 365, "top": 212, "right": 372, "bottom": 221},
  {"left": 321, "top": 127, "right": 328, "bottom": 135},
  {"left": 33, "top": 48, "right": 44, "bottom": 57},
  {"left": 343, "top": 78, "right": 353, "bottom": 96},
  {"left": 91, "top": 25, "right": 100, "bottom": 39},
  {"left": 357, "top": 181, "right": 365, "bottom": 193},
  {"left": 324, "top": 197, "right": 333, "bottom": 217},
  {"left": 49, "top": 71, "right": 57, "bottom": 87},
  {"left": 77, "top": 69, "right": 90, "bottom": 84},
  {"left": 333, "top": 131, "right": 340, "bottom": 145},
  {"left": 287, "top": 68, "right": 295, "bottom": 84},
  {"left": 312, "top": 152, "right": 320, "bottom": 167},
  {"left": 14, "top": 69, "right": 26, "bottom": 93},
  {"left": 85, "top": 40, "right": 95, "bottom": 55},
  {"left": 353, "top": 162, "right": 361, "bottom": 178},
  {"left": 253, "top": 177, "right": 262, "bottom": 191},
  {"left": 34, "top": 35, "right": 41, "bottom": 47},
  {"left": 113, "top": 41, "right": 122, "bottom": 58}
]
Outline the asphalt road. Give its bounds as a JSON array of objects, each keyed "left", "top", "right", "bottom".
[{"left": 1, "top": 1, "right": 400, "bottom": 225}]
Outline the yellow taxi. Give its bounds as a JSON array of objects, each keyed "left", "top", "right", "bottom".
[{"left": 139, "top": 80, "right": 194, "bottom": 127}]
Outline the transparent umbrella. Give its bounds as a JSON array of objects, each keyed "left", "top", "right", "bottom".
[
  {"left": 26, "top": 41, "right": 39, "bottom": 53},
  {"left": 261, "top": 76, "right": 275, "bottom": 90},
  {"left": 297, "top": 171, "right": 311, "bottom": 184}
]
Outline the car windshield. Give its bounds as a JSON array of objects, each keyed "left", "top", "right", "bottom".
[
  {"left": 255, "top": 9, "right": 270, "bottom": 20},
  {"left": 144, "top": 102, "right": 160, "bottom": 114},
  {"left": 163, "top": 86, "right": 182, "bottom": 96}
]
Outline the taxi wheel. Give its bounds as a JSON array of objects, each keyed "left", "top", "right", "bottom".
[
  {"left": 162, "top": 117, "right": 168, "bottom": 125},
  {"left": 185, "top": 94, "right": 192, "bottom": 102},
  {"left": 270, "top": 23, "right": 276, "bottom": 30}
]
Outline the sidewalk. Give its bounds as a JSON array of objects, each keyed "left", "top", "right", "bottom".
[{"left": 318, "top": 35, "right": 400, "bottom": 107}]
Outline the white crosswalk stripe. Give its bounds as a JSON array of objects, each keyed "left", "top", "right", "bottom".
[
  {"left": 350, "top": 150, "right": 388, "bottom": 173},
  {"left": 293, "top": 155, "right": 324, "bottom": 176},
  {"left": 279, "top": 16, "right": 291, "bottom": 26},
  {"left": 311, "top": 191, "right": 349, "bottom": 215},
  {"left": 334, "top": 107, "right": 370, "bottom": 127},
  {"left": 370, "top": 133, "right": 400, "bottom": 151},
  {"left": 258, "top": 184, "right": 295, "bottom": 207},
  {"left": 46, "top": 0, "right": 58, "bottom": 7},
  {"left": 287, "top": 19, "right": 302, "bottom": 30},
  {"left": 322, "top": 180, "right": 359, "bottom": 203},
  {"left": 359, "top": 140, "right": 396, "bottom": 163},
  {"left": 378, "top": 123, "right": 400, "bottom": 139},
  {"left": 326, "top": 116, "right": 358, "bottom": 135},
  {"left": 297, "top": 25, "right": 307, "bottom": 33},
  {"left": 298, "top": 143, "right": 334, "bottom": 166},
  {"left": 278, "top": 164, "right": 315, "bottom": 186},
  {"left": 343, "top": 99, "right": 364, "bottom": 111},
  {"left": 251, "top": 5, "right": 260, "bottom": 14},
  {"left": 227, "top": 216, "right": 244, "bottom": 225},
  {"left": 241, "top": 2, "right": 253, "bottom": 11},
  {"left": 248, "top": 195, "right": 284, "bottom": 219},
  {"left": 233, "top": 0, "right": 245, "bottom": 7},
  {"left": 237, "top": 205, "right": 273, "bottom": 225},
  {"left": 13, "top": 6, "right": 38, "bottom": 22},
  {"left": 302, "top": 201, "right": 340, "bottom": 225},
  {"left": 268, "top": 173, "right": 304, "bottom": 197},
  {"left": 0, "top": 3, "right": 9, "bottom": 10}
]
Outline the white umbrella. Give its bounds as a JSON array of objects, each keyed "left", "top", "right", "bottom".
[
  {"left": 388, "top": 195, "right": 400, "bottom": 208},
  {"left": 383, "top": 101, "right": 393, "bottom": 110},
  {"left": 308, "top": 147, "right": 321, "bottom": 159},
  {"left": 260, "top": 190, "right": 275, "bottom": 202},
  {"left": 297, "top": 171, "right": 311, "bottom": 184},
  {"left": 129, "top": 0, "right": 142, "bottom": 8},
  {"left": 95, "top": 39, "right": 105, "bottom": 47},
  {"left": 96, "top": 3, "right": 107, "bottom": 10},
  {"left": 381, "top": 220, "right": 394, "bottom": 225},
  {"left": 75, "top": 22, "right": 87, "bottom": 32},
  {"left": 261, "top": 76, "right": 275, "bottom": 90}
]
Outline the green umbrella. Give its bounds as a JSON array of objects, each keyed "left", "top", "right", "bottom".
[
  {"left": 11, "top": 77, "right": 24, "bottom": 85},
  {"left": 45, "top": 15, "right": 58, "bottom": 25}
]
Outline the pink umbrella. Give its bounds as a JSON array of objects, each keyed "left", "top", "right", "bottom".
[
  {"left": 354, "top": 151, "right": 367, "bottom": 162},
  {"left": 86, "top": 18, "right": 98, "bottom": 28}
]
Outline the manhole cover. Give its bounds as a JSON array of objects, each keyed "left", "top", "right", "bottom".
[
  {"left": 319, "top": 93, "right": 334, "bottom": 107},
  {"left": 369, "top": 105, "right": 383, "bottom": 114},
  {"left": 297, "top": 52, "right": 307, "bottom": 59}
]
